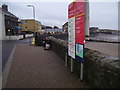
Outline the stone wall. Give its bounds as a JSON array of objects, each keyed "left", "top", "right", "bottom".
[
  {"left": 0, "top": 10, "right": 5, "bottom": 40},
  {"left": 25, "top": 34, "right": 33, "bottom": 38},
  {"left": 3, "top": 35, "right": 23, "bottom": 40},
  {"left": 48, "top": 36, "right": 120, "bottom": 88},
  {"left": 3, "top": 34, "right": 33, "bottom": 40}
]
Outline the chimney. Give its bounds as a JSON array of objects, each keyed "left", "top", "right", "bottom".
[{"left": 2, "top": 4, "right": 8, "bottom": 11}]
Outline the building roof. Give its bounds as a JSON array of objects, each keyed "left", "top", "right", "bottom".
[
  {"left": 0, "top": 7, "right": 5, "bottom": 14},
  {"left": 62, "top": 22, "right": 68, "bottom": 27},
  {"left": 20, "top": 19, "right": 35, "bottom": 21},
  {"left": 0, "top": 7, "right": 18, "bottom": 19},
  {"left": 20, "top": 19, "right": 41, "bottom": 24}
]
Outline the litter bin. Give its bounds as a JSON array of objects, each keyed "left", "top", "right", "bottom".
[
  {"left": 42, "top": 34, "right": 47, "bottom": 47},
  {"left": 43, "top": 40, "right": 46, "bottom": 47},
  {"left": 44, "top": 38, "right": 51, "bottom": 50},
  {"left": 35, "top": 35, "right": 43, "bottom": 46}
]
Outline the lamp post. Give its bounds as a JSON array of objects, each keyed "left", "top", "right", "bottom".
[{"left": 27, "top": 5, "right": 36, "bottom": 37}]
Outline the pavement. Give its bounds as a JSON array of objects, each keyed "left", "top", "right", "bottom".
[
  {"left": 85, "top": 34, "right": 119, "bottom": 58},
  {"left": 2, "top": 38, "right": 32, "bottom": 71},
  {"left": 4, "top": 44, "right": 89, "bottom": 88},
  {"left": 85, "top": 42, "right": 119, "bottom": 58}
]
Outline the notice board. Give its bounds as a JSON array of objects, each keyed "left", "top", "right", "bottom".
[
  {"left": 68, "top": 0, "right": 85, "bottom": 62},
  {"left": 68, "top": 2, "right": 75, "bottom": 59}
]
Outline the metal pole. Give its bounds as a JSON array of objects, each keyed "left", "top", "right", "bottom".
[
  {"left": 27, "top": 5, "right": 36, "bottom": 37},
  {"left": 33, "top": 6, "right": 36, "bottom": 37},
  {"left": 71, "top": 57, "right": 73, "bottom": 72},
  {"left": 80, "top": 63, "right": 84, "bottom": 81},
  {"left": 29, "top": 37, "right": 31, "bottom": 45},
  {"left": 85, "top": 0, "right": 89, "bottom": 37},
  {"left": 46, "top": 26, "right": 47, "bottom": 34},
  {"left": 65, "top": 52, "right": 68, "bottom": 67}
]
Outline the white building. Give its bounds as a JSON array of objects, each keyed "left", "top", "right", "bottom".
[
  {"left": 0, "top": 5, "right": 24, "bottom": 40},
  {"left": 0, "top": 8, "right": 5, "bottom": 40},
  {"left": 118, "top": 1, "right": 120, "bottom": 30}
]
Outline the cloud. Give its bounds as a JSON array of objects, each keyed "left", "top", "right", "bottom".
[{"left": 90, "top": 2, "right": 118, "bottom": 30}]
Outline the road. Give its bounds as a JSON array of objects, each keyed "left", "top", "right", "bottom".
[{"left": 2, "top": 38, "right": 32, "bottom": 71}]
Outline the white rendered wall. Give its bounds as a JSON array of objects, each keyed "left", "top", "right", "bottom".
[{"left": 0, "top": 11, "right": 5, "bottom": 40}]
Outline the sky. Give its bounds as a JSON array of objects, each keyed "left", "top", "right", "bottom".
[{"left": 0, "top": 0, "right": 119, "bottom": 30}]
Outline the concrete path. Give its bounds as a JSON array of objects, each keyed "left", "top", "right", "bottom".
[{"left": 5, "top": 44, "right": 89, "bottom": 88}]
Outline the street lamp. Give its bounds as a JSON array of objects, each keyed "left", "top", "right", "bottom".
[{"left": 27, "top": 5, "right": 36, "bottom": 37}]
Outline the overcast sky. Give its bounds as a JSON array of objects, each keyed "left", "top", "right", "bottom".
[{"left": 0, "top": 0, "right": 119, "bottom": 30}]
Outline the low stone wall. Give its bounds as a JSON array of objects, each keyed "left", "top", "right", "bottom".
[
  {"left": 48, "top": 36, "right": 120, "bottom": 88},
  {"left": 25, "top": 34, "right": 33, "bottom": 38},
  {"left": 3, "top": 35, "right": 23, "bottom": 40},
  {"left": 3, "top": 34, "right": 33, "bottom": 40}
]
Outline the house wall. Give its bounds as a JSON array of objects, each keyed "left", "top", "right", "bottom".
[
  {"left": 19, "top": 20, "right": 42, "bottom": 33},
  {"left": 118, "top": 1, "right": 120, "bottom": 30},
  {"left": 5, "top": 15, "right": 19, "bottom": 35},
  {"left": 0, "top": 11, "right": 5, "bottom": 40}
]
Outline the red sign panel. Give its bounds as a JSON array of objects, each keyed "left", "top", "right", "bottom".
[
  {"left": 68, "top": 2, "right": 75, "bottom": 19},
  {"left": 75, "top": 0, "right": 85, "bottom": 44},
  {"left": 75, "top": 15, "right": 85, "bottom": 44},
  {"left": 75, "top": 0, "right": 85, "bottom": 16}
]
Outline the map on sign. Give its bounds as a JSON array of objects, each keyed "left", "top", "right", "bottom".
[{"left": 76, "top": 44, "right": 83, "bottom": 58}]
